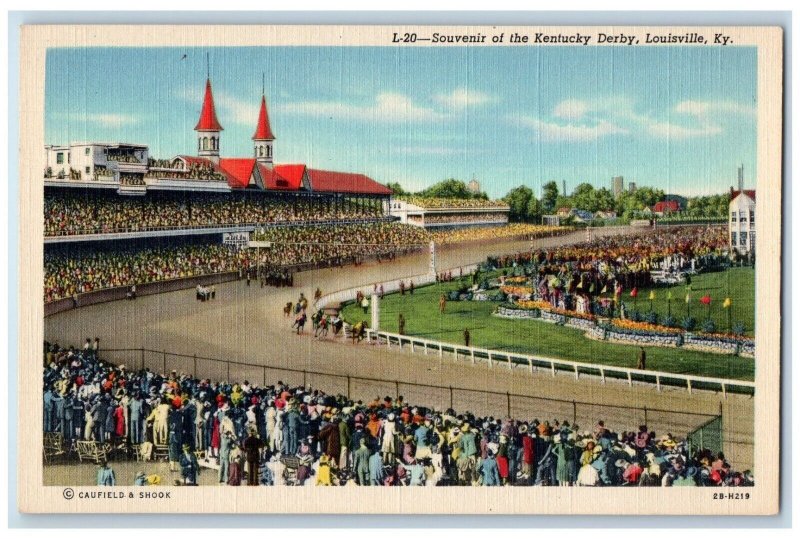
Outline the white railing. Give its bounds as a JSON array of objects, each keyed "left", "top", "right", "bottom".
[{"left": 363, "top": 329, "right": 755, "bottom": 397}]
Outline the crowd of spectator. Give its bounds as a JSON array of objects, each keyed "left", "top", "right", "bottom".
[
  {"left": 44, "top": 223, "right": 429, "bottom": 302},
  {"left": 43, "top": 342, "right": 752, "bottom": 487},
  {"left": 44, "top": 192, "right": 385, "bottom": 237},
  {"left": 491, "top": 226, "right": 730, "bottom": 315},
  {"left": 397, "top": 197, "right": 509, "bottom": 210},
  {"left": 429, "top": 224, "right": 567, "bottom": 245},
  {"left": 410, "top": 212, "right": 508, "bottom": 225}
]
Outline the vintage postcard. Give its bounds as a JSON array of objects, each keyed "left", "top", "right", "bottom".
[{"left": 17, "top": 24, "right": 782, "bottom": 514}]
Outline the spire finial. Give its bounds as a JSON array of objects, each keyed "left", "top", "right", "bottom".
[
  {"left": 262, "top": 73, "right": 265, "bottom": 96},
  {"left": 206, "top": 52, "right": 210, "bottom": 79}
]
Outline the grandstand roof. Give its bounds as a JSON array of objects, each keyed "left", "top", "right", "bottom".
[
  {"left": 308, "top": 169, "right": 392, "bottom": 195},
  {"left": 195, "top": 79, "right": 224, "bottom": 132},
  {"left": 271, "top": 164, "right": 307, "bottom": 190},
  {"left": 219, "top": 158, "right": 257, "bottom": 188},
  {"left": 177, "top": 155, "right": 233, "bottom": 183},
  {"left": 252, "top": 95, "right": 275, "bottom": 140}
]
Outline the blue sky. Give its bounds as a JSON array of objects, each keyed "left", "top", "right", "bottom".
[{"left": 45, "top": 46, "right": 756, "bottom": 199}]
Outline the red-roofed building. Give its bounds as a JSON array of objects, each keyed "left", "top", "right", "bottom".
[
  {"left": 652, "top": 200, "right": 681, "bottom": 215},
  {"left": 308, "top": 169, "right": 392, "bottom": 196}
]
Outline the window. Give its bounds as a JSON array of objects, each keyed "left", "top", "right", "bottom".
[
  {"left": 739, "top": 210, "right": 746, "bottom": 222},
  {"left": 203, "top": 137, "right": 209, "bottom": 151},
  {"left": 750, "top": 231, "right": 755, "bottom": 246},
  {"left": 56, "top": 152, "right": 64, "bottom": 164},
  {"left": 731, "top": 232, "right": 737, "bottom": 245},
  {"left": 85, "top": 167, "right": 90, "bottom": 174},
  {"left": 731, "top": 211, "right": 736, "bottom": 223},
  {"left": 85, "top": 147, "right": 91, "bottom": 155},
  {"left": 749, "top": 209, "right": 755, "bottom": 223},
  {"left": 740, "top": 233, "right": 747, "bottom": 246}
]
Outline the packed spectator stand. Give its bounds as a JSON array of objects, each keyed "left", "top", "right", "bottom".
[{"left": 43, "top": 341, "right": 752, "bottom": 487}]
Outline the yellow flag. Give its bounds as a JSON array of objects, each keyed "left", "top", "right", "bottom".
[
  {"left": 648, "top": 291, "right": 656, "bottom": 301},
  {"left": 723, "top": 297, "right": 732, "bottom": 308},
  {"left": 685, "top": 293, "right": 691, "bottom": 304}
]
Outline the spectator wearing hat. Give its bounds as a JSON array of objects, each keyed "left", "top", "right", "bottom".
[
  {"left": 179, "top": 443, "right": 199, "bottom": 485},
  {"left": 352, "top": 438, "right": 371, "bottom": 485},
  {"left": 481, "top": 449, "right": 501, "bottom": 486},
  {"left": 244, "top": 428, "right": 264, "bottom": 486}
]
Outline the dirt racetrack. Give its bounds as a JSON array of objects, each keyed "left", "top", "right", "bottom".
[{"left": 44, "top": 228, "right": 754, "bottom": 472}]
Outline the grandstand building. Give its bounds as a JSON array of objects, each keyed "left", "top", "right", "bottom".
[
  {"left": 388, "top": 197, "right": 509, "bottom": 229},
  {"left": 44, "top": 77, "right": 393, "bottom": 242}
]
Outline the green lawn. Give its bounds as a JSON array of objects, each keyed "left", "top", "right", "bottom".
[
  {"left": 626, "top": 267, "right": 755, "bottom": 336},
  {"left": 340, "top": 268, "right": 755, "bottom": 381}
]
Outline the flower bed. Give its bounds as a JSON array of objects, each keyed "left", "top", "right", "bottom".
[
  {"left": 610, "top": 318, "right": 683, "bottom": 336},
  {"left": 500, "top": 285, "right": 533, "bottom": 296}
]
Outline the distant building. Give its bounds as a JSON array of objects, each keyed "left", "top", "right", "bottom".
[
  {"left": 652, "top": 200, "right": 681, "bottom": 216},
  {"left": 467, "top": 177, "right": 481, "bottom": 194},
  {"left": 556, "top": 207, "right": 573, "bottom": 217},
  {"left": 570, "top": 209, "right": 595, "bottom": 223},
  {"left": 388, "top": 197, "right": 509, "bottom": 229},
  {"left": 612, "top": 176, "right": 624, "bottom": 198},
  {"left": 729, "top": 179, "right": 755, "bottom": 256},
  {"left": 595, "top": 210, "right": 617, "bottom": 220},
  {"left": 628, "top": 181, "right": 637, "bottom": 193}
]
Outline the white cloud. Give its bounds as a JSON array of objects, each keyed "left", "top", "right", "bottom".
[
  {"left": 516, "top": 116, "right": 628, "bottom": 142},
  {"left": 674, "top": 99, "right": 756, "bottom": 117},
  {"left": 646, "top": 121, "right": 723, "bottom": 139},
  {"left": 215, "top": 92, "right": 259, "bottom": 127},
  {"left": 434, "top": 88, "right": 492, "bottom": 109},
  {"left": 279, "top": 92, "right": 447, "bottom": 122},
  {"left": 552, "top": 99, "right": 590, "bottom": 121}
]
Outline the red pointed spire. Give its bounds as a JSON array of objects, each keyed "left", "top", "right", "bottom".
[
  {"left": 194, "top": 79, "right": 224, "bottom": 132},
  {"left": 252, "top": 95, "right": 275, "bottom": 140}
]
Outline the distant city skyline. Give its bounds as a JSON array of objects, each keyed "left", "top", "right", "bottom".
[{"left": 45, "top": 46, "right": 757, "bottom": 199}]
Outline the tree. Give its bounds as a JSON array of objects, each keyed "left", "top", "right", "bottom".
[
  {"left": 417, "top": 178, "right": 475, "bottom": 199},
  {"left": 503, "top": 185, "right": 533, "bottom": 222},
  {"left": 541, "top": 181, "right": 559, "bottom": 214},
  {"left": 385, "top": 182, "right": 407, "bottom": 196},
  {"left": 526, "top": 196, "right": 543, "bottom": 223}
]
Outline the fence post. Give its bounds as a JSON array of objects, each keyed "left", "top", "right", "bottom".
[
  {"left": 574, "top": 364, "right": 579, "bottom": 380},
  {"left": 395, "top": 380, "right": 400, "bottom": 399},
  {"left": 449, "top": 387, "right": 454, "bottom": 409},
  {"left": 227, "top": 362, "right": 230, "bottom": 382},
  {"left": 572, "top": 400, "right": 577, "bottom": 424},
  {"left": 687, "top": 379, "right": 692, "bottom": 394},
  {"left": 162, "top": 350, "right": 166, "bottom": 374},
  {"left": 193, "top": 355, "right": 197, "bottom": 377},
  {"left": 347, "top": 376, "right": 351, "bottom": 398},
  {"left": 644, "top": 406, "right": 649, "bottom": 427},
  {"left": 140, "top": 348, "right": 145, "bottom": 371},
  {"left": 470, "top": 348, "right": 475, "bottom": 364},
  {"left": 488, "top": 352, "right": 493, "bottom": 368},
  {"left": 303, "top": 370, "right": 307, "bottom": 387},
  {"left": 506, "top": 392, "right": 511, "bottom": 417},
  {"left": 263, "top": 367, "right": 267, "bottom": 387}
]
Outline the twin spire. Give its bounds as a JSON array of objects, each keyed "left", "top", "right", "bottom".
[{"left": 193, "top": 76, "right": 275, "bottom": 165}]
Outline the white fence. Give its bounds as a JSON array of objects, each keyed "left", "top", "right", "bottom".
[{"left": 363, "top": 329, "right": 755, "bottom": 397}]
